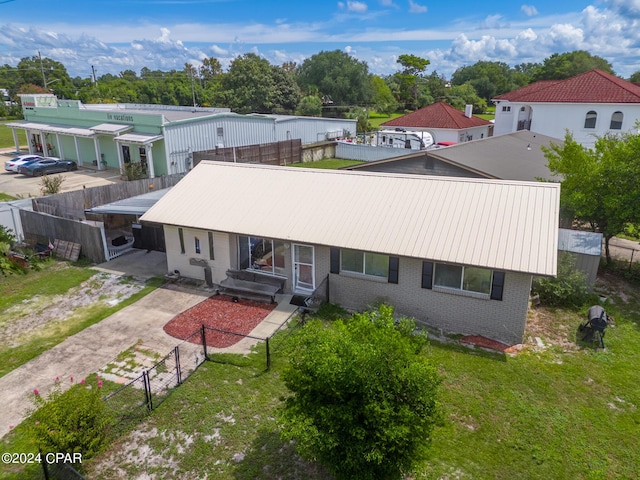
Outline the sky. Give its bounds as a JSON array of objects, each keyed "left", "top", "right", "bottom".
[{"left": 0, "top": 0, "right": 639, "bottom": 80}]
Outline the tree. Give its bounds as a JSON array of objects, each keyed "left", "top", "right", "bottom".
[
  {"left": 390, "top": 54, "right": 430, "bottom": 110},
  {"left": 0, "top": 226, "right": 18, "bottom": 276},
  {"left": 534, "top": 50, "right": 615, "bottom": 81},
  {"left": 346, "top": 106, "right": 371, "bottom": 133},
  {"left": 629, "top": 70, "right": 640, "bottom": 83},
  {"left": 371, "top": 75, "right": 398, "bottom": 115},
  {"left": 280, "top": 304, "right": 441, "bottom": 480},
  {"left": 543, "top": 130, "right": 640, "bottom": 264},
  {"left": 219, "top": 53, "right": 300, "bottom": 114},
  {"left": 296, "top": 50, "right": 373, "bottom": 108},
  {"left": 296, "top": 95, "right": 323, "bottom": 116},
  {"left": 442, "top": 83, "right": 486, "bottom": 113},
  {"left": 451, "top": 61, "right": 531, "bottom": 103}
]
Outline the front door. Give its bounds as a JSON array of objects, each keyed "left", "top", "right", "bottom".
[{"left": 293, "top": 244, "right": 314, "bottom": 292}]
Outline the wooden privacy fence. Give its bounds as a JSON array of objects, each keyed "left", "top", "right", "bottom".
[{"left": 194, "top": 139, "right": 302, "bottom": 166}]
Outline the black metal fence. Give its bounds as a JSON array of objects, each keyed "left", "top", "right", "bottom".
[{"left": 102, "top": 309, "right": 301, "bottom": 435}]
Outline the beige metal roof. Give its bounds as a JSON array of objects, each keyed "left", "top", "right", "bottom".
[
  {"left": 141, "top": 162, "right": 560, "bottom": 276},
  {"left": 114, "top": 132, "right": 164, "bottom": 144},
  {"left": 6, "top": 121, "right": 95, "bottom": 137}
]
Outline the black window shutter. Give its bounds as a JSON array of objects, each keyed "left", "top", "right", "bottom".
[
  {"left": 388, "top": 257, "right": 399, "bottom": 284},
  {"left": 490, "top": 271, "right": 505, "bottom": 301},
  {"left": 421, "top": 261, "right": 433, "bottom": 289},
  {"left": 330, "top": 248, "right": 340, "bottom": 274}
]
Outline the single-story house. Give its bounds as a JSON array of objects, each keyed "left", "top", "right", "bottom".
[
  {"left": 140, "top": 162, "right": 560, "bottom": 345},
  {"left": 6, "top": 94, "right": 355, "bottom": 178},
  {"left": 380, "top": 102, "right": 493, "bottom": 144},
  {"left": 492, "top": 69, "right": 640, "bottom": 148},
  {"left": 346, "top": 130, "right": 561, "bottom": 181}
]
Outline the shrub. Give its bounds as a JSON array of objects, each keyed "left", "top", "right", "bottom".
[
  {"left": 280, "top": 304, "right": 441, "bottom": 480},
  {"left": 28, "top": 376, "right": 112, "bottom": 459},
  {"left": 532, "top": 252, "right": 591, "bottom": 308},
  {"left": 122, "top": 162, "right": 147, "bottom": 180},
  {"left": 39, "top": 174, "right": 65, "bottom": 195}
]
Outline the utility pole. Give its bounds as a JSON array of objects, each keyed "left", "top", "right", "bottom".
[
  {"left": 190, "top": 69, "right": 196, "bottom": 108},
  {"left": 38, "top": 50, "right": 47, "bottom": 87},
  {"left": 91, "top": 65, "right": 98, "bottom": 87}
]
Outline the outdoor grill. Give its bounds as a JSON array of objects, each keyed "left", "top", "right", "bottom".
[{"left": 579, "top": 305, "right": 608, "bottom": 348}]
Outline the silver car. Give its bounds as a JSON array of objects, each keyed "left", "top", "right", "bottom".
[{"left": 4, "top": 154, "right": 43, "bottom": 173}]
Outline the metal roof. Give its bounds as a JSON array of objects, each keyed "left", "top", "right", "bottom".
[
  {"left": 85, "top": 188, "right": 171, "bottom": 215},
  {"left": 5, "top": 121, "right": 95, "bottom": 137},
  {"left": 141, "top": 162, "right": 560, "bottom": 276},
  {"left": 114, "top": 132, "right": 164, "bottom": 144},
  {"left": 90, "top": 123, "right": 134, "bottom": 135},
  {"left": 558, "top": 228, "right": 602, "bottom": 256}
]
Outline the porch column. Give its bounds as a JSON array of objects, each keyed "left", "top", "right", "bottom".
[
  {"left": 55, "top": 134, "right": 64, "bottom": 159},
  {"left": 115, "top": 140, "right": 124, "bottom": 174},
  {"left": 93, "top": 137, "right": 103, "bottom": 170},
  {"left": 26, "top": 130, "right": 34, "bottom": 154},
  {"left": 39, "top": 131, "right": 46, "bottom": 155},
  {"left": 74, "top": 136, "right": 82, "bottom": 166},
  {"left": 11, "top": 128, "right": 20, "bottom": 153},
  {"left": 146, "top": 143, "right": 156, "bottom": 179}
]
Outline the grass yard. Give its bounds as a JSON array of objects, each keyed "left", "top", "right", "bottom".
[
  {"left": 2, "top": 270, "right": 638, "bottom": 479},
  {"left": 0, "top": 121, "right": 26, "bottom": 150},
  {"left": 369, "top": 112, "right": 403, "bottom": 129},
  {"left": 0, "top": 260, "right": 164, "bottom": 378},
  {"left": 0, "top": 193, "right": 18, "bottom": 202},
  {"left": 293, "top": 159, "right": 364, "bottom": 169}
]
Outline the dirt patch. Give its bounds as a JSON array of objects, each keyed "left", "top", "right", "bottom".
[
  {"left": 0, "top": 272, "right": 145, "bottom": 348},
  {"left": 163, "top": 295, "right": 276, "bottom": 348}
]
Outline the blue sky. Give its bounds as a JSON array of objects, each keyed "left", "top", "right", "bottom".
[{"left": 1, "top": 0, "right": 639, "bottom": 79}]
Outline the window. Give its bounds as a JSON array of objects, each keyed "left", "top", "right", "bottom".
[
  {"left": 208, "top": 231, "right": 215, "bottom": 260},
  {"left": 178, "top": 228, "right": 185, "bottom": 254},
  {"left": 520, "top": 106, "right": 526, "bottom": 112},
  {"left": 610, "top": 111, "right": 623, "bottom": 130},
  {"left": 238, "top": 236, "right": 286, "bottom": 276},
  {"left": 584, "top": 111, "right": 597, "bottom": 129},
  {"left": 340, "top": 249, "right": 389, "bottom": 278},
  {"left": 194, "top": 237, "right": 201, "bottom": 254},
  {"left": 502, "top": 106, "right": 511, "bottom": 112},
  {"left": 432, "top": 263, "right": 500, "bottom": 297}
]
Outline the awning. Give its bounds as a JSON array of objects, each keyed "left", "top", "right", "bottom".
[
  {"left": 85, "top": 188, "right": 171, "bottom": 215},
  {"left": 114, "top": 132, "right": 164, "bottom": 145},
  {"left": 91, "top": 123, "right": 134, "bottom": 135},
  {"left": 5, "top": 121, "right": 95, "bottom": 137}
]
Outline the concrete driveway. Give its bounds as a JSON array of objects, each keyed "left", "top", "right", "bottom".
[{"left": 1, "top": 149, "right": 121, "bottom": 198}]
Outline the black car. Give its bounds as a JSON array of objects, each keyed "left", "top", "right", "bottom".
[{"left": 18, "top": 157, "right": 78, "bottom": 176}]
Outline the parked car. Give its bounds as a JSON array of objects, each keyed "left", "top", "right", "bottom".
[
  {"left": 18, "top": 157, "right": 78, "bottom": 176},
  {"left": 4, "top": 154, "right": 43, "bottom": 173}
]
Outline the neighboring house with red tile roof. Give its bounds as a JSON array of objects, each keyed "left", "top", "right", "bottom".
[
  {"left": 380, "top": 102, "right": 493, "bottom": 144},
  {"left": 492, "top": 69, "right": 640, "bottom": 147}
]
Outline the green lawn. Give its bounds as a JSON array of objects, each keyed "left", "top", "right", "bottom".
[
  {"left": 0, "top": 193, "right": 18, "bottom": 202},
  {"left": 369, "top": 112, "right": 403, "bottom": 129},
  {"left": 0, "top": 121, "right": 26, "bottom": 150},
  {"left": 293, "top": 159, "right": 364, "bottom": 169},
  {"left": 3, "top": 270, "right": 639, "bottom": 479}
]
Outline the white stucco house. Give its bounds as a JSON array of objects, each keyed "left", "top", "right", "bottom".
[
  {"left": 140, "top": 162, "right": 560, "bottom": 345},
  {"left": 492, "top": 69, "right": 640, "bottom": 148},
  {"left": 380, "top": 101, "right": 493, "bottom": 144}
]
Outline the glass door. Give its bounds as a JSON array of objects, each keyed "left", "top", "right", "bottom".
[{"left": 293, "top": 244, "right": 314, "bottom": 292}]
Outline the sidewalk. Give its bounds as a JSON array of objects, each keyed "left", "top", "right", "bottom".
[{"left": 0, "top": 283, "right": 298, "bottom": 439}]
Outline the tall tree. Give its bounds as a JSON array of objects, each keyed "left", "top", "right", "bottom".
[
  {"left": 16, "top": 55, "right": 74, "bottom": 98},
  {"left": 280, "top": 304, "right": 441, "bottom": 480},
  {"left": 296, "top": 50, "right": 373, "bottom": 108},
  {"left": 534, "top": 50, "right": 615, "bottom": 81},
  {"left": 219, "top": 53, "right": 300, "bottom": 114},
  {"left": 370, "top": 75, "right": 398, "bottom": 115},
  {"left": 543, "top": 130, "right": 640, "bottom": 264},
  {"left": 391, "top": 54, "right": 431, "bottom": 110}
]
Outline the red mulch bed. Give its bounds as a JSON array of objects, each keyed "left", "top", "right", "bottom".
[
  {"left": 459, "top": 335, "right": 511, "bottom": 352},
  {"left": 164, "top": 295, "right": 277, "bottom": 348}
]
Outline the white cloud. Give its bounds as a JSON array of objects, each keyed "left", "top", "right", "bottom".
[
  {"left": 338, "top": 1, "right": 368, "bottom": 13},
  {"left": 606, "top": 0, "right": 640, "bottom": 17},
  {"left": 379, "top": 0, "right": 398, "bottom": 7},
  {"left": 408, "top": 0, "right": 427, "bottom": 14},
  {"left": 210, "top": 44, "right": 228, "bottom": 55},
  {"left": 521, "top": 5, "right": 539, "bottom": 17}
]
